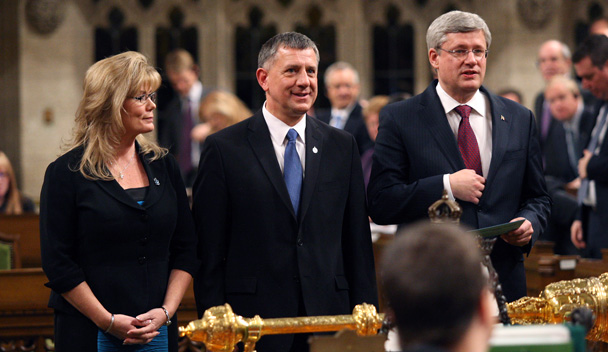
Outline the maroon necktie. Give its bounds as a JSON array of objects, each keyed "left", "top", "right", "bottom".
[{"left": 455, "top": 105, "right": 482, "bottom": 176}]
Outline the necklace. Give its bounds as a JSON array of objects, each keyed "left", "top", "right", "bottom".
[{"left": 111, "top": 150, "right": 136, "bottom": 180}]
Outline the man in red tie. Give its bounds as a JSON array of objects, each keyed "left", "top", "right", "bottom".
[{"left": 367, "top": 10, "right": 550, "bottom": 302}]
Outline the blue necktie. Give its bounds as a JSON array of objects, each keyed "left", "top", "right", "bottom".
[
  {"left": 284, "top": 129, "right": 303, "bottom": 215},
  {"left": 578, "top": 104, "right": 608, "bottom": 204}
]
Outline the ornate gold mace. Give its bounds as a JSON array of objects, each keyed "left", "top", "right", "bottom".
[
  {"left": 179, "top": 303, "right": 384, "bottom": 352},
  {"left": 508, "top": 272, "right": 608, "bottom": 342}
]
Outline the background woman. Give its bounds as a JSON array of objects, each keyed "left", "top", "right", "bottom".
[
  {"left": 0, "top": 151, "right": 35, "bottom": 214},
  {"left": 190, "top": 90, "right": 252, "bottom": 143},
  {"left": 40, "top": 51, "right": 198, "bottom": 351}
]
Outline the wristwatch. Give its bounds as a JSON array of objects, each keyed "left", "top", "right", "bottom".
[{"left": 161, "top": 306, "right": 172, "bottom": 326}]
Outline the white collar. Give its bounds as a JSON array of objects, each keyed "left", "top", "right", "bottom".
[
  {"left": 186, "top": 80, "right": 203, "bottom": 102},
  {"left": 262, "top": 102, "right": 307, "bottom": 145},
  {"left": 436, "top": 83, "right": 486, "bottom": 117}
]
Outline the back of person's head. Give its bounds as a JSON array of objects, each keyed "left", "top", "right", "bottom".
[
  {"left": 258, "top": 32, "right": 319, "bottom": 70},
  {"left": 362, "top": 95, "right": 390, "bottom": 121},
  {"left": 573, "top": 34, "right": 608, "bottom": 67},
  {"left": 199, "top": 90, "right": 252, "bottom": 133},
  {"left": 69, "top": 51, "right": 164, "bottom": 180},
  {"left": 381, "top": 222, "right": 487, "bottom": 349},
  {"left": 498, "top": 88, "right": 523, "bottom": 105},
  {"left": 0, "top": 151, "right": 24, "bottom": 214},
  {"left": 165, "top": 48, "right": 197, "bottom": 74},
  {"left": 426, "top": 10, "right": 492, "bottom": 52}
]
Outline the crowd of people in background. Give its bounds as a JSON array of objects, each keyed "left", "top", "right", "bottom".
[{"left": 0, "top": 8, "right": 604, "bottom": 352}]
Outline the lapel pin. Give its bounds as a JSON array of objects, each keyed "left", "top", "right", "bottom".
[
  {"left": 312, "top": 146, "right": 318, "bottom": 154},
  {"left": 154, "top": 178, "right": 160, "bottom": 186},
  {"left": 501, "top": 115, "right": 506, "bottom": 121}
]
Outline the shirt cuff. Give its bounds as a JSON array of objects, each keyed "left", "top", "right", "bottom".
[{"left": 443, "top": 174, "right": 455, "bottom": 200}]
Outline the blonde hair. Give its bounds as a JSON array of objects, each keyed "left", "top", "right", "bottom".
[
  {"left": 65, "top": 51, "right": 166, "bottom": 180},
  {"left": 362, "top": 95, "right": 390, "bottom": 122},
  {"left": 0, "top": 151, "right": 24, "bottom": 214},
  {"left": 546, "top": 75, "right": 581, "bottom": 98},
  {"left": 199, "top": 91, "right": 252, "bottom": 133}
]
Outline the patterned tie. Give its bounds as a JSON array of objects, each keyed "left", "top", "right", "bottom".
[
  {"left": 178, "top": 98, "right": 193, "bottom": 176},
  {"left": 284, "top": 129, "right": 303, "bottom": 215},
  {"left": 455, "top": 105, "right": 482, "bottom": 176},
  {"left": 578, "top": 104, "right": 608, "bottom": 204}
]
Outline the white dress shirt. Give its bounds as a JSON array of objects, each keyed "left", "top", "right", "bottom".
[
  {"left": 329, "top": 102, "right": 356, "bottom": 129},
  {"left": 262, "top": 102, "right": 307, "bottom": 176},
  {"left": 436, "top": 83, "right": 493, "bottom": 200},
  {"left": 183, "top": 80, "right": 204, "bottom": 167}
]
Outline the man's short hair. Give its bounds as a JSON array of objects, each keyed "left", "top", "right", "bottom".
[
  {"left": 381, "top": 222, "right": 486, "bottom": 349},
  {"left": 164, "top": 48, "right": 196, "bottom": 73},
  {"left": 573, "top": 34, "right": 608, "bottom": 68},
  {"left": 426, "top": 10, "right": 492, "bottom": 51},
  {"left": 257, "top": 32, "right": 320, "bottom": 70},
  {"left": 324, "top": 61, "right": 360, "bottom": 86}
]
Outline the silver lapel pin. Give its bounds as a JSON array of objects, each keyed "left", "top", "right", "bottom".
[
  {"left": 153, "top": 178, "right": 160, "bottom": 186},
  {"left": 312, "top": 146, "right": 318, "bottom": 154}
]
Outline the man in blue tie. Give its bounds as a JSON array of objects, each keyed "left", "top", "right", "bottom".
[
  {"left": 571, "top": 35, "right": 608, "bottom": 258},
  {"left": 191, "top": 32, "right": 377, "bottom": 352}
]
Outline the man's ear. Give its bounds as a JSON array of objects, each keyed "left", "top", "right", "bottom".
[
  {"left": 256, "top": 68, "right": 269, "bottom": 92},
  {"left": 429, "top": 49, "right": 440, "bottom": 70}
]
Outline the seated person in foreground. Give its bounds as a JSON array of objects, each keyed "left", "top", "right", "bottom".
[{"left": 381, "top": 222, "right": 495, "bottom": 352}]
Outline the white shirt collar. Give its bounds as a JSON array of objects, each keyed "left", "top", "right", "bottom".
[
  {"left": 331, "top": 101, "right": 357, "bottom": 120},
  {"left": 436, "top": 82, "right": 486, "bottom": 117},
  {"left": 187, "top": 80, "right": 203, "bottom": 102},
  {"left": 262, "top": 102, "right": 307, "bottom": 145}
]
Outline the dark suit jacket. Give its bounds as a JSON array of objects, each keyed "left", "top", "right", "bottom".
[
  {"left": 543, "top": 107, "right": 595, "bottom": 190},
  {"left": 40, "top": 145, "right": 198, "bottom": 351},
  {"left": 316, "top": 103, "right": 374, "bottom": 155},
  {"left": 534, "top": 88, "right": 597, "bottom": 150},
  {"left": 157, "top": 87, "right": 210, "bottom": 186},
  {"left": 579, "top": 102, "right": 608, "bottom": 254},
  {"left": 368, "top": 81, "right": 551, "bottom": 301},
  {"left": 192, "top": 111, "right": 378, "bottom": 351}
]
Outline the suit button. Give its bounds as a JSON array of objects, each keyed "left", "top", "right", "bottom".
[
  {"left": 293, "top": 275, "right": 300, "bottom": 284},
  {"left": 138, "top": 256, "right": 146, "bottom": 264},
  {"left": 140, "top": 237, "right": 148, "bottom": 245},
  {"left": 297, "top": 238, "right": 303, "bottom": 246},
  {"left": 141, "top": 213, "right": 149, "bottom": 220}
]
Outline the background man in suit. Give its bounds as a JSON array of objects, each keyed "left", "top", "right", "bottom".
[
  {"left": 381, "top": 222, "right": 495, "bottom": 352},
  {"left": 368, "top": 10, "right": 550, "bottom": 302},
  {"left": 315, "top": 62, "right": 373, "bottom": 154},
  {"left": 571, "top": 35, "right": 608, "bottom": 258},
  {"left": 543, "top": 76, "right": 595, "bottom": 255},
  {"left": 157, "top": 49, "right": 206, "bottom": 186},
  {"left": 192, "top": 32, "right": 378, "bottom": 352},
  {"left": 535, "top": 40, "right": 595, "bottom": 155}
]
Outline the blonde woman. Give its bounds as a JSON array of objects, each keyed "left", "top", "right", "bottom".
[
  {"left": 190, "top": 90, "right": 252, "bottom": 143},
  {"left": 0, "top": 151, "right": 35, "bottom": 214},
  {"left": 40, "top": 51, "right": 198, "bottom": 352}
]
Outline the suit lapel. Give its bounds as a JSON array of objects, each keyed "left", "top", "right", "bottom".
[
  {"left": 420, "top": 82, "right": 464, "bottom": 171},
  {"left": 247, "top": 111, "right": 297, "bottom": 218},
  {"left": 298, "top": 116, "right": 323, "bottom": 223},
  {"left": 484, "top": 87, "right": 511, "bottom": 187}
]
